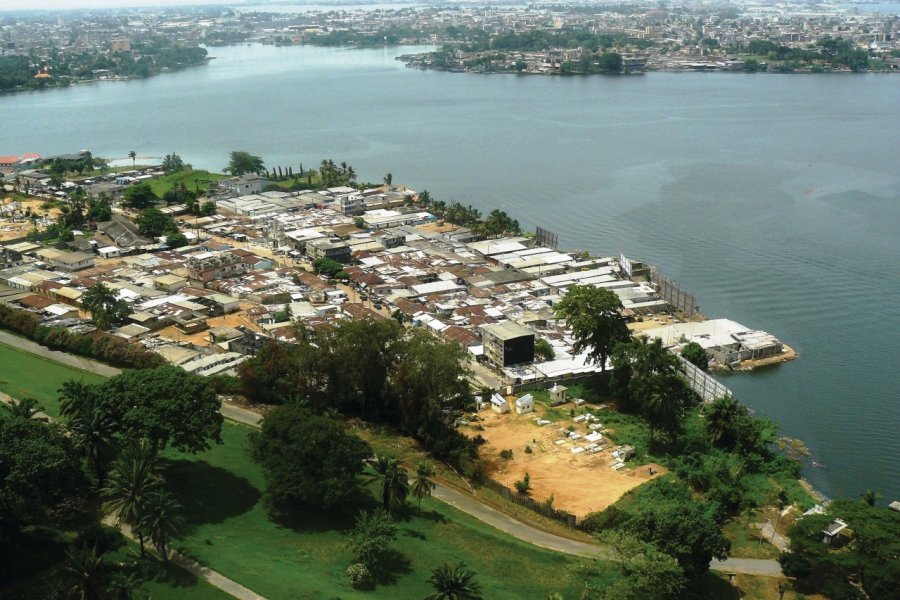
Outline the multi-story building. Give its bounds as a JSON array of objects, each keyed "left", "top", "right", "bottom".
[{"left": 481, "top": 321, "right": 535, "bottom": 368}]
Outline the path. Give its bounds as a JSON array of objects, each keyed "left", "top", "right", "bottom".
[{"left": 0, "top": 333, "right": 783, "bottom": 579}]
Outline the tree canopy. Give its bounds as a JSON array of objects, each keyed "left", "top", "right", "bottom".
[
  {"left": 251, "top": 405, "right": 372, "bottom": 512},
  {"left": 80, "top": 282, "right": 132, "bottom": 331},
  {"left": 135, "top": 207, "right": 178, "bottom": 237},
  {"left": 122, "top": 182, "right": 158, "bottom": 210},
  {"left": 226, "top": 151, "right": 265, "bottom": 176},
  {"left": 554, "top": 285, "right": 630, "bottom": 379}
]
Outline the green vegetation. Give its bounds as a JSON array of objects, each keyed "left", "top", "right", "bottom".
[
  {"left": 122, "top": 181, "right": 158, "bottom": 210},
  {"left": 555, "top": 285, "right": 630, "bottom": 381},
  {"left": 225, "top": 150, "right": 265, "bottom": 176},
  {"left": 81, "top": 282, "right": 132, "bottom": 330},
  {"left": 0, "top": 341, "right": 105, "bottom": 418},
  {"left": 148, "top": 168, "right": 225, "bottom": 197},
  {"left": 780, "top": 499, "right": 900, "bottom": 599}
]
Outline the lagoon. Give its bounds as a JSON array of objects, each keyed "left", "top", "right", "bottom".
[{"left": 1, "top": 43, "right": 897, "bottom": 501}]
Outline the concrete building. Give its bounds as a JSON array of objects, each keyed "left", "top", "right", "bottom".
[
  {"left": 186, "top": 252, "right": 248, "bottom": 283},
  {"left": 220, "top": 175, "right": 272, "bottom": 196},
  {"left": 481, "top": 321, "right": 535, "bottom": 367},
  {"left": 306, "top": 238, "right": 351, "bottom": 263}
]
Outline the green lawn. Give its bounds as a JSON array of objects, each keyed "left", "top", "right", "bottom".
[
  {"left": 163, "top": 423, "right": 601, "bottom": 600},
  {"left": 149, "top": 169, "right": 226, "bottom": 196},
  {"left": 0, "top": 342, "right": 105, "bottom": 417}
]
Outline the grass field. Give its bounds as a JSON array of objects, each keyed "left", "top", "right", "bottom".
[
  {"left": 163, "top": 423, "right": 600, "bottom": 600},
  {"left": 0, "top": 342, "right": 105, "bottom": 417},
  {"left": 149, "top": 169, "right": 227, "bottom": 196}
]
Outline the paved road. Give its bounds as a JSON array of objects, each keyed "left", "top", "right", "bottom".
[{"left": 0, "top": 333, "right": 783, "bottom": 579}]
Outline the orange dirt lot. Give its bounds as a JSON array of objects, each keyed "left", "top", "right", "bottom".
[{"left": 465, "top": 403, "right": 665, "bottom": 519}]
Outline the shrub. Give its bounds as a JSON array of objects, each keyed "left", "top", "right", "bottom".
[
  {"left": 500, "top": 449, "right": 514, "bottom": 460},
  {"left": 524, "top": 445, "right": 533, "bottom": 454},
  {"left": 346, "top": 563, "right": 372, "bottom": 589}
]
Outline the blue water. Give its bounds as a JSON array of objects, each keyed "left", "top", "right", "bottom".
[{"left": 1, "top": 44, "right": 897, "bottom": 502}]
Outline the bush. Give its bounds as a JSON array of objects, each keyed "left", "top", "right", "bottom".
[
  {"left": 346, "top": 563, "right": 372, "bottom": 589},
  {"left": 499, "top": 449, "right": 514, "bottom": 460},
  {"left": 524, "top": 445, "right": 533, "bottom": 454}
]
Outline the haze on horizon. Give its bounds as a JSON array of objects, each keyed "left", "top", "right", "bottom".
[{"left": 1, "top": 0, "right": 241, "bottom": 11}]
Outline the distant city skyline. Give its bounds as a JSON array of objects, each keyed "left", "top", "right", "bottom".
[{"left": 1, "top": 0, "right": 236, "bottom": 11}]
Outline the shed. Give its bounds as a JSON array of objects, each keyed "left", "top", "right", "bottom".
[
  {"left": 490, "top": 393, "right": 509, "bottom": 414},
  {"left": 515, "top": 393, "right": 534, "bottom": 415},
  {"left": 549, "top": 383, "right": 568, "bottom": 406}
]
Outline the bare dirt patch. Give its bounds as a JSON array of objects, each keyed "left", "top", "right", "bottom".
[{"left": 464, "top": 400, "right": 665, "bottom": 518}]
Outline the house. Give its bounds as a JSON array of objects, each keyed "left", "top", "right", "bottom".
[
  {"left": 221, "top": 175, "right": 272, "bottom": 196},
  {"left": 481, "top": 321, "right": 535, "bottom": 367},
  {"left": 515, "top": 393, "right": 534, "bottom": 414},
  {"left": 822, "top": 519, "right": 849, "bottom": 546},
  {"left": 48, "top": 251, "right": 96, "bottom": 272},
  {"left": 153, "top": 274, "right": 188, "bottom": 293},
  {"left": 490, "top": 393, "right": 510, "bottom": 414},
  {"left": 186, "top": 252, "right": 248, "bottom": 283},
  {"left": 306, "top": 238, "right": 351, "bottom": 263}
]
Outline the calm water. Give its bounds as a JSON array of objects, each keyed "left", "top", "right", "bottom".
[{"left": 1, "top": 44, "right": 898, "bottom": 502}]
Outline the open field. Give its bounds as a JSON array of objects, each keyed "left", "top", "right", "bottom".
[
  {"left": 0, "top": 341, "right": 106, "bottom": 417},
  {"left": 148, "top": 169, "right": 226, "bottom": 196},
  {"left": 163, "top": 422, "right": 595, "bottom": 600},
  {"left": 463, "top": 397, "right": 665, "bottom": 518}
]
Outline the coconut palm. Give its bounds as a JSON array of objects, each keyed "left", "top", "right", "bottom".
[
  {"left": 703, "top": 395, "right": 744, "bottom": 448},
  {"left": 60, "top": 380, "right": 117, "bottom": 485},
  {"left": 140, "top": 489, "right": 184, "bottom": 562},
  {"left": 102, "top": 439, "right": 163, "bottom": 557},
  {"left": 107, "top": 571, "right": 143, "bottom": 600},
  {"left": 860, "top": 489, "right": 879, "bottom": 507},
  {"left": 128, "top": 150, "right": 136, "bottom": 168},
  {"left": 426, "top": 562, "right": 483, "bottom": 600},
  {"left": 65, "top": 545, "right": 108, "bottom": 600},
  {"left": 6, "top": 396, "right": 45, "bottom": 420},
  {"left": 412, "top": 461, "right": 436, "bottom": 507},
  {"left": 369, "top": 454, "right": 409, "bottom": 513}
]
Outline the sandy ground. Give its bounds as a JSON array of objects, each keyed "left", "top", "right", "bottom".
[
  {"left": 627, "top": 313, "right": 679, "bottom": 332},
  {"left": 465, "top": 401, "right": 665, "bottom": 518},
  {"left": 0, "top": 197, "right": 62, "bottom": 241},
  {"left": 414, "top": 221, "right": 463, "bottom": 234}
]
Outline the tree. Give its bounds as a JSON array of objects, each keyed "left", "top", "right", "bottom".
[
  {"left": 161, "top": 153, "right": 184, "bottom": 174},
  {"left": 165, "top": 231, "right": 188, "bottom": 249},
  {"left": 225, "top": 151, "right": 264, "bottom": 176},
  {"left": 87, "top": 195, "right": 112, "bottom": 222},
  {"left": 128, "top": 150, "right": 136, "bottom": 168},
  {"left": 585, "top": 531, "right": 686, "bottom": 600},
  {"left": 81, "top": 282, "right": 132, "bottom": 330},
  {"left": 383, "top": 172, "right": 393, "bottom": 188},
  {"left": 703, "top": 395, "right": 744, "bottom": 449},
  {"left": 135, "top": 208, "right": 177, "bottom": 237},
  {"left": 534, "top": 337, "right": 555, "bottom": 361},
  {"left": 860, "top": 489, "right": 879, "bottom": 507},
  {"left": 251, "top": 405, "right": 372, "bottom": 512},
  {"left": 122, "top": 182, "right": 157, "bottom": 210},
  {"left": 6, "top": 396, "right": 45, "bottom": 420},
  {"left": 95, "top": 367, "right": 223, "bottom": 453},
  {"left": 0, "top": 417, "right": 86, "bottom": 566},
  {"left": 60, "top": 380, "right": 117, "bottom": 485},
  {"left": 554, "top": 285, "right": 629, "bottom": 380},
  {"left": 370, "top": 454, "right": 410, "bottom": 513},
  {"left": 427, "top": 562, "right": 483, "bottom": 600},
  {"left": 139, "top": 489, "right": 184, "bottom": 562},
  {"left": 680, "top": 342, "right": 708, "bottom": 371},
  {"left": 65, "top": 545, "right": 109, "bottom": 600},
  {"left": 412, "top": 461, "right": 436, "bottom": 506},
  {"left": 101, "top": 439, "right": 163, "bottom": 558},
  {"left": 313, "top": 257, "right": 345, "bottom": 278},
  {"left": 348, "top": 507, "right": 397, "bottom": 569},
  {"left": 200, "top": 200, "right": 217, "bottom": 216},
  {"left": 514, "top": 472, "right": 531, "bottom": 495}
]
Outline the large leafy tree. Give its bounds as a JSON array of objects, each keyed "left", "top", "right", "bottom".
[
  {"left": 578, "top": 531, "right": 686, "bottom": 600},
  {"left": 0, "top": 417, "right": 87, "bottom": 573},
  {"left": 426, "top": 562, "right": 483, "bottom": 600},
  {"left": 81, "top": 282, "right": 132, "bottom": 331},
  {"left": 135, "top": 208, "right": 177, "bottom": 237},
  {"left": 122, "top": 182, "right": 157, "bottom": 210},
  {"left": 251, "top": 405, "right": 372, "bottom": 512},
  {"left": 680, "top": 341, "right": 708, "bottom": 371},
  {"left": 225, "top": 151, "right": 265, "bottom": 176},
  {"left": 554, "top": 285, "right": 630, "bottom": 380},
  {"left": 95, "top": 367, "right": 223, "bottom": 453}
]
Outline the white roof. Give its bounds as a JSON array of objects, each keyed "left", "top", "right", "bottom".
[{"left": 515, "top": 394, "right": 533, "bottom": 407}]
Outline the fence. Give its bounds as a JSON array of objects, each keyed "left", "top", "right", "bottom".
[
  {"left": 678, "top": 355, "right": 733, "bottom": 403},
  {"left": 650, "top": 268, "right": 699, "bottom": 318},
  {"left": 479, "top": 476, "right": 578, "bottom": 527}
]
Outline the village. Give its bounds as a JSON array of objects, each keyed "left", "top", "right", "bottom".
[{"left": 0, "top": 152, "right": 799, "bottom": 516}]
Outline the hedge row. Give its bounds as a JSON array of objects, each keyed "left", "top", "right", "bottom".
[{"left": 0, "top": 303, "right": 166, "bottom": 370}]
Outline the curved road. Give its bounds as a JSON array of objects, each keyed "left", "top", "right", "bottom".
[{"left": 0, "top": 332, "right": 781, "bottom": 579}]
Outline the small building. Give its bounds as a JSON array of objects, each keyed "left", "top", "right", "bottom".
[
  {"left": 48, "top": 251, "right": 95, "bottom": 272},
  {"left": 549, "top": 383, "right": 568, "bottom": 406},
  {"left": 221, "top": 174, "right": 272, "bottom": 196},
  {"left": 822, "top": 519, "right": 849, "bottom": 546},
  {"left": 490, "top": 392, "right": 510, "bottom": 414},
  {"left": 481, "top": 321, "right": 535, "bottom": 368},
  {"left": 306, "top": 238, "right": 351, "bottom": 263},
  {"left": 515, "top": 393, "right": 534, "bottom": 415},
  {"left": 154, "top": 274, "right": 188, "bottom": 293}
]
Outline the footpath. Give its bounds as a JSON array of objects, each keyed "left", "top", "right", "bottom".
[{"left": 0, "top": 333, "right": 783, "bottom": 598}]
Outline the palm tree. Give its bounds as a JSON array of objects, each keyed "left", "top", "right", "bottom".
[
  {"left": 369, "top": 454, "right": 409, "bottom": 513},
  {"left": 60, "top": 380, "right": 116, "bottom": 486},
  {"left": 107, "top": 571, "right": 142, "bottom": 600},
  {"left": 65, "top": 545, "right": 108, "bottom": 600},
  {"left": 412, "top": 461, "right": 436, "bottom": 507},
  {"left": 128, "top": 150, "right": 136, "bottom": 168},
  {"left": 140, "top": 489, "right": 184, "bottom": 562},
  {"left": 6, "top": 396, "right": 45, "bottom": 420},
  {"left": 102, "top": 439, "right": 163, "bottom": 558},
  {"left": 703, "top": 395, "right": 743, "bottom": 448},
  {"left": 426, "top": 562, "right": 483, "bottom": 600},
  {"left": 860, "top": 489, "right": 879, "bottom": 507}
]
